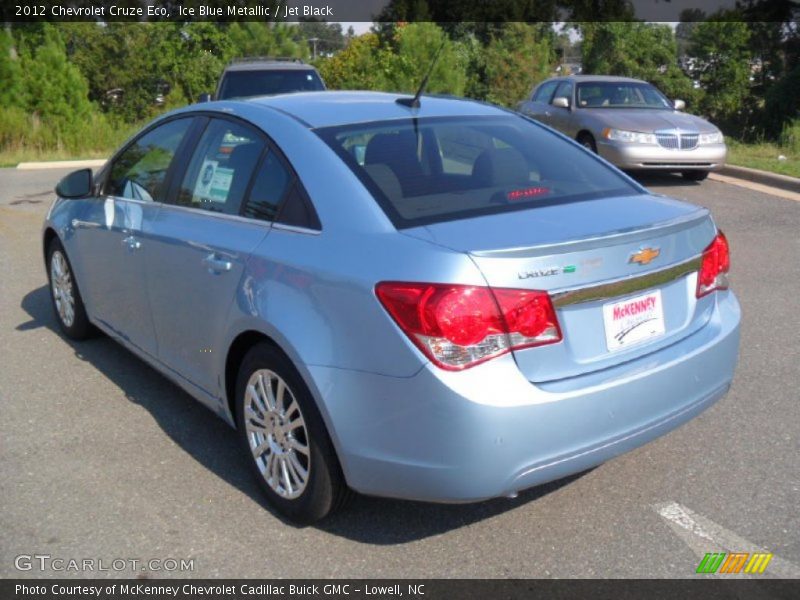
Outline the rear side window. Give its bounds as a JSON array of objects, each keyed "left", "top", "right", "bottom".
[
  {"left": 107, "top": 118, "right": 193, "bottom": 202},
  {"left": 175, "top": 119, "right": 265, "bottom": 215},
  {"left": 532, "top": 81, "right": 559, "bottom": 102},
  {"left": 242, "top": 152, "right": 291, "bottom": 222},
  {"left": 316, "top": 115, "right": 638, "bottom": 228}
]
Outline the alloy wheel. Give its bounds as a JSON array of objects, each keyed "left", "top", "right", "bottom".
[
  {"left": 243, "top": 369, "right": 310, "bottom": 499},
  {"left": 50, "top": 250, "right": 75, "bottom": 328}
]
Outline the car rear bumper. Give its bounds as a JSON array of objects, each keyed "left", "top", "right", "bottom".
[
  {"left": 598, "top": 141, "right": 727, "bottom": 171},
  {"left": 309, "top": 290, "right": 740, "bottom": 503}
]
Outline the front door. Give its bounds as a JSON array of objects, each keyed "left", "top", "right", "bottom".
[{"left": 70, "top": 117, "right": 195, "bottom": 356}]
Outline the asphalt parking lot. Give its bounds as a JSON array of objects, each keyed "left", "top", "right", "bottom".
[{"left": 1, "top": 167, "right": 798, "bottom": 579}]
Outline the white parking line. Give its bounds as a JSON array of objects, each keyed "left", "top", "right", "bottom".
[
  {"left": 654, "top": 501, "right": 800, "bottom": 578},
  {"left": 709, "top": 173, "right": 800, "bottom": 202}
]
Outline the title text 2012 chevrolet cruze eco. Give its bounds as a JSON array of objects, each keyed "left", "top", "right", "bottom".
[{"left": 44, "top": 92, "right": 740, "bottom": 522}]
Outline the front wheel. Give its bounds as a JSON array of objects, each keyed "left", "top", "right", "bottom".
[
  {"left": 577, "top": 133, "right": 598, "bottom": 153},
  {"left": 46, "top": 239, "right": 94, "bottom": 339},
  {"left": 682, "top": 170, "right": 709, "bottom": 181},
  {"left": 235, "top": 343, "right": 351, "bottom": 523}
]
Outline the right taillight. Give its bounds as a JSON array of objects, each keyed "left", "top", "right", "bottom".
[
  {"left": 375, "top": 282, "right": 562, "bottom": 370},
  {"left": 696, "top": 231, "right": 730, "bottom": 298}
]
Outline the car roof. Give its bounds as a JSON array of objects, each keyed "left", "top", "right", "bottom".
[
  {"left": 224, "top": 60, "right": 317, "bottom": 72},
  {"left": 548, "top": 75, "right": 647, "bottom": 84},
  {"left": 240, "top": 91, "right": 508, "bottom": 129}
]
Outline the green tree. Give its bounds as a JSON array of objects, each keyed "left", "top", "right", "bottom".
[
  {"left": 316, "top": 33, "right": 392, "bottom": 91},
  {"left": 689, "top": 19, "right": 751, "bottom": 123},
  {"left": 579, "top": 22, "right": 696, "bottom": 106},
  {"left": 227, "top": 22, "right": 307, "bottom": 60},
  {"left": 0, "top": 27, "right": 22, "bottom": 108},
  {"left": 293, "top": 20, "right": 345, "bottom": 58},
  {"left": 482, "top": 23, "right": 553, "bottom": 107},
  {"left": 763, "top": 63, "right": 800, "bottom": 139},
  {"left": 20, "top": 24, "right": 93, "bottom": 122},
  {"left": 384, "top": 23, "right": 467, "bottom": 96}
]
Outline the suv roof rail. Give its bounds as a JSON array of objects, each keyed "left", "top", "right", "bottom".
[{"left": 227, "top": 56, "right": 306, "bottom": 65}]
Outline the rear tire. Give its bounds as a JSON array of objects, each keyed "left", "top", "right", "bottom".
[
  {"left": 46, "top": 238, "right": 94, "bottom": 340},
  {"left": 577, "top": 133, "right": 598, "bottom": 153},
  {"left": 682, "top": 170, "right": 709, "bottom": 181},
  {"left": 235, "top": 343, "right": 351, "bottom": 523}
]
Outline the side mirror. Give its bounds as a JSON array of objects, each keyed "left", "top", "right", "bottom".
[
  {"left": 55, "top": 169, "right": 93, "bottom": 199},
  {"left": 198, "top": 93, "right": 213, "bottom": 103},
  {"left": 673, "top": 99, "right": 686, "bottom": 110},
  {"left": 552, "top": 96, "right": 570, "bottom": 109}
]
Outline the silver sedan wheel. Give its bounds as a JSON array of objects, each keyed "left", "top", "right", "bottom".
[
  {"left": 244, "top": 369, "right": 310, "bottom": 499},
  {"left": 50, "top": 250, "right": 75, "bottom": 328}
]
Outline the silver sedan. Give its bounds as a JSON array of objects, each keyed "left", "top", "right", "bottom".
[{"left": 518, "top": 75, "right": 727, "bottom": 181}]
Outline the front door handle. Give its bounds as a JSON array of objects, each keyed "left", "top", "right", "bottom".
[
  {"left": 121, "top": 235, "right": 141, "bottom": 250},
  {"left": 71, "top": 219, "right": 100, "bottom": 229},
  {"left": 202, "top": 253, "right": 232, "bottom": 273}
]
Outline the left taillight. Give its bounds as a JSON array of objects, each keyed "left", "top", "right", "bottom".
[
  {"left": 375, "top": 282, "right": 562, "bottom": 370},
  {"left": 696, "top": 231, "right": 730, "bottom": 298}
]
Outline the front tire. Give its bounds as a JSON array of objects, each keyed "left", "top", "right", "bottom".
[
  {"left": 682, "top": 170, "right": 709, "bottom": 181},
  {"left": 235, "top": 343, "right": 351, "bottom": 523},
  {"left": 577, "top": 132, "right": 598, "bottom": 153},
  {"left": 46, "top": 239, "right": 94, "bottom": 340}
]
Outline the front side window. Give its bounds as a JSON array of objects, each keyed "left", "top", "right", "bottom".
[
  {"left": 533, "top": 81, "right": 559, "bottom": 102},
  {"left": 317, "top": 116, "right": 638, "bottom": 228},
  {"left": 175, "top": 119, "right": 265, "bottom": 215},
  {"left": 107, "top": 118, "right": 193, "bottom": 202},
  {"left": 553, "top": 81, "right": 574, "bottom": 104}
]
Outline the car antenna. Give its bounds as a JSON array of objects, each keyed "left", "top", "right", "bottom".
[{"left": 396, "top": 38, "right": 447, "bottom": 109}]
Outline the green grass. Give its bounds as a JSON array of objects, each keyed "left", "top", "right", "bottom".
[
  {"left": 726, "top": 139, "right": 800, "bottom": 179},
  {"left": 0, "top": 148, "right": 111, "bottom": 168}
]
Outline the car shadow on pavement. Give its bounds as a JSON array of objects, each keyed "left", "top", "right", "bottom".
[
  {"left": 19, "top": 284, "right": 585, "bottom": 544},
  {"left": 628, "top": 171, "right": 704, "bottom": 188}
]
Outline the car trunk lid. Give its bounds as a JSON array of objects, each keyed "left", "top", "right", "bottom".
[{"left": 402, "top": 193, "right": 717, "bottom": 382}]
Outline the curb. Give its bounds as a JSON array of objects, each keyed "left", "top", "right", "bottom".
[
  {"left": 719, "top": 164, "right": 800, "bottom": 193},
  {"left": 17, "top": 159, "right": 107, "bottom": 170}
]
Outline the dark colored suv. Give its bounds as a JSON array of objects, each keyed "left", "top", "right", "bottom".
[{"left": 210, "top": 57, "right": 326, "bottom": 101}]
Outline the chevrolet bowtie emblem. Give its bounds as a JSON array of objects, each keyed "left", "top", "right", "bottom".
[{"left": 629, "top": 247, "right": 660, "bottom": 265}]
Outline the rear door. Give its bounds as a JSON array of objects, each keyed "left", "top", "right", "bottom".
[{"left": 144, "top": 116, "right": 292, "bottom": 397}]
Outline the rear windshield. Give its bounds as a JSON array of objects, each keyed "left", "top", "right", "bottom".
[
  {"left": 316, "top": 115, "right": 638, "bottom": 228},
  {"left": 218, "top": 69, "right": 325, "bottom": 99}
]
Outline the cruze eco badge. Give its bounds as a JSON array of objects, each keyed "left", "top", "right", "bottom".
[
  {"left": 518, "top": 265, "right": 577, "bottom": 280},
  {"left": 629, "top": 247, "right": 660, "bottom": 266}
]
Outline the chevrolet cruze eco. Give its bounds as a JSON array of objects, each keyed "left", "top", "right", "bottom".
[{"left": 44, "top": 92, "right": 740, "bottom": 522}]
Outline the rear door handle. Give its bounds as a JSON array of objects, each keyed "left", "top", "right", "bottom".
[
  {"left": 202, "top": 253, "right": 232, "bottom": 273},
  {"left": 121, "top": 235, "right": 141, "bottom": 250}
]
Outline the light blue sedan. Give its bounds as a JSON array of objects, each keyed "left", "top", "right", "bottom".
[{"left": 43, "top": 92, "right": 740, "bottom": 522}]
